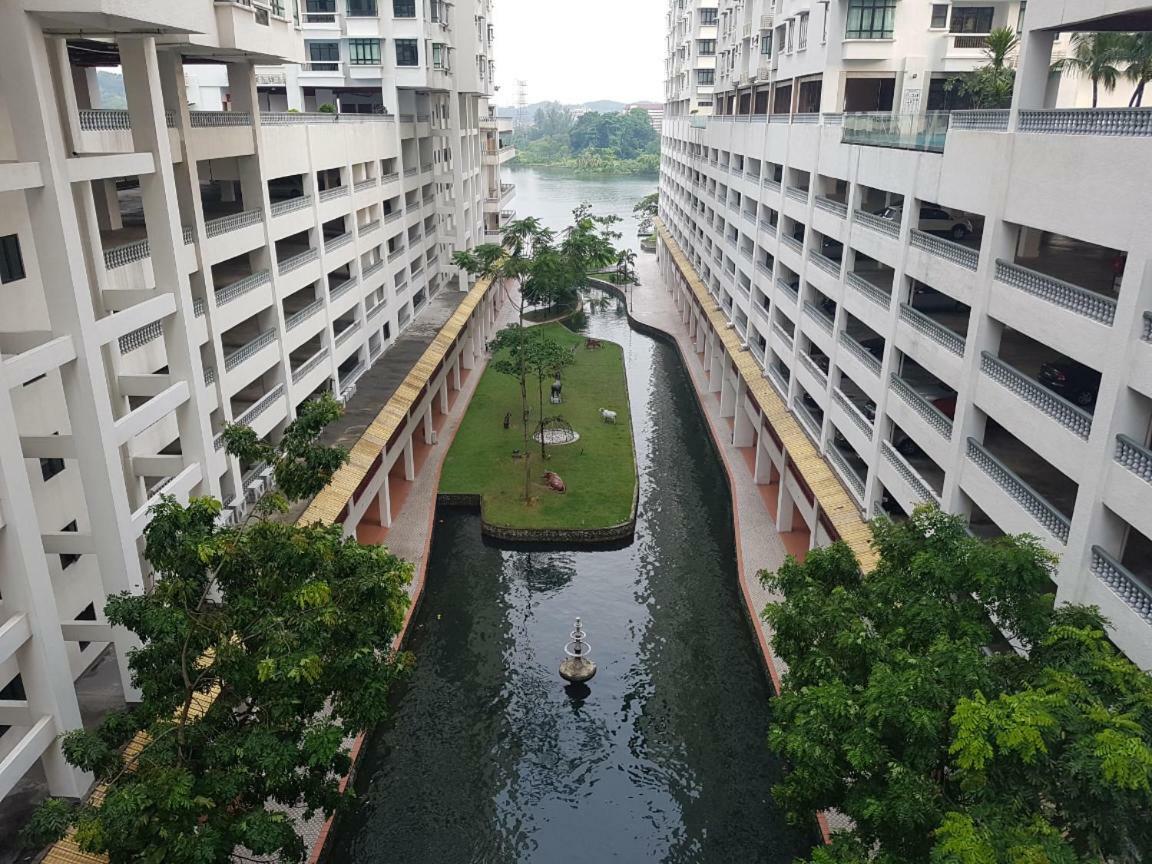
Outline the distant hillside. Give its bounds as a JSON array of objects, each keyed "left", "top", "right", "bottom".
[{"left": 495, "top": 98, "right": 653, "bottom": 119}]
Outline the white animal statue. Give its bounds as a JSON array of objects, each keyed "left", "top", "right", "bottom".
[{"left": 600, "top": 408, "right": 617, "bottom": 424}]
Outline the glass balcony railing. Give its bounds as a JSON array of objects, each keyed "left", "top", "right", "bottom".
[{"left": 841, "top": 112, "right": 950, "bottom": 153}]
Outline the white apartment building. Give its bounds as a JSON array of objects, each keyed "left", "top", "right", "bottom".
[
  {"left": 660, "top": 0, "right": 1152, "bottom": 669},
  {"left": 0, "top": 0, "right": 511, "bottom": 820}
]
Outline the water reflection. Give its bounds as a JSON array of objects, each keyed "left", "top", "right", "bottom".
[{"left": 330, "top": 282, "right": 811, "bottom": 863}]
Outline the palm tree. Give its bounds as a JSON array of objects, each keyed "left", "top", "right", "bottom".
[
  {"left": 983, "top": 26, "right": 1019, "bottom": 69},
  {"left": 616, "top": 249, "right": 637, "bottom": 285},
  {"left": 1121, "top": 32, "right": 1152, "bottom": 107},
  {"left": 1054, "top": 32, "right": 1124, "bottom": 107}
]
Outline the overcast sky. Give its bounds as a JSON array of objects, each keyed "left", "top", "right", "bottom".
[{"left": 493, "top": 0, "right": 664, "bottom": 106}]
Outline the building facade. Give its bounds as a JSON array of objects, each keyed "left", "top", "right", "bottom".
[
  {"left": 0, "top": 0, "right": 510, "bottom": 812},
  {"left": 660, "top": 0, "right": 1152, "bottom": 668}
]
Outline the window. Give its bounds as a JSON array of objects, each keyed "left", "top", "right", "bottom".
[
  {"left": 40, "top": 457, "right": 65, "bottom": 481},
  {"left": 392, "top": 0, "right": 415, "bottom": 17},
  {"left": 930, "top": 4, "right": 949, "bottom": 28},
  {"left": 1016, "top": 1, "right": 1027, "bottom": 33},
  {"left": 845, "top": 0, "right": 896, "bottom": 38},
  {"left": 798, "top": 13, "right": 808, "bottom": 50},
  {"left": 699, "top": 8, "right": 718, "bottom": 25},
  {"left": 305, "top": 0, "right": 336, "bottom": 18},
  {"left": 75, "top": 602, "right": 96, "bottom": 652},
  {"left": 950, "top": 6, "right": 994, "bottom": 33},
  {"left": 433, "top": 43, "right": 446, "bottom": 68},
  {"left": 59, "top": 520, "right": 79, "bottom": 570},
  {"left": 346, "top": 0, "right": 377, "bottom": 15},
  {"left": 307, "top": 40, "right": 340, "bottom": 70},
  {"left": 761, "top": 34, "right": 772, "bottom": 55},
  {"left": 0, "top": 234, "right": 25, "bottom": 284},
  {"left": 786, "top": 20, "right": 794, "bottom": 52},
  {"left": 348, "top": 38, "right": 381, "bottom": 64},
  {"left": 696, "top": 69, "right": 715, "bottom": 86},
  {"left": 395, "top": 38, "right": 419, "bottom": 66},
  {"left": 697, "top": 39, "right": 716, "bottom": 56}
]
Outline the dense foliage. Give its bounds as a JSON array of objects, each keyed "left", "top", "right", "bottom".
[
  {"left": 762, "top": 507, "right": 1152, "bottom": 863},
  {"left": 26, "top": 395, "right": 414, "bottom": 863},
  {"left": 512, "top": 105, "right": 659, "bottom": 174}
]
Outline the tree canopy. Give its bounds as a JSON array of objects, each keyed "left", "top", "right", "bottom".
[
  {"left": 513, "top": 108, "right": 659, "bottom": 174},
  {"left": 762, "top": 507, "right": 1152, "bottom": 863},
  {"left": 26, "top": 395, "right": 414, "bottom": 863}
]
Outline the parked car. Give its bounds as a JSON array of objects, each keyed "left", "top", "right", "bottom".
[
  {"left": 894, "top": 382, "right": 957, "bottom": 456},
  {"left": 833, "top": 395, "right": 877, "bottom": 448},
  {"left": 1038, "top": 360, "right": 1102, "bottom": 407},
  {"left": 909, "top": 280, "right": 965, "bottom": 312},
  {"left": 879, "top": 205, "right": 974, "bottom": 241}
]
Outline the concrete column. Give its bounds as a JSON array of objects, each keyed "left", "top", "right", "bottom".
[
  {"left": 377, "top": 476, "right": 392, "bottom": 528},
  {"left": 439, "top": 380, "right": 450, "bottom": 415},
  {"left": 708, "top": 346, "right": 723, "bottom": 392},
  {"left": 776, "top": 480, "right": 796, "bottom": 532},
  {"left": 92, "top": 180, "right": 122, "bottom": 231},
  {"left": 2, "top": 25, "right": 150, "bottom": 702},
  {"left": 1010, "top": 29, "right": 1057, "bottom": 128},
  {"left": 733, "top": 395, "right": 755, "bottom": 447},
  {"left": 720, "top": 368, "right": 737, "bottom": 418},
  {"left": 423, "top": 405, "right": 434, "bottom": 444},
  {"left": 404, "top": 437, "right": 415, "bottom": 481},
  {"left": 121, "top": 40, "right": 218, "bottom": 500},
  {"left": 452, "top": 357, "right": 461, "bottom": 391},
  {"left": 0, "top": 383, "right": 90, "bottom": 797}
]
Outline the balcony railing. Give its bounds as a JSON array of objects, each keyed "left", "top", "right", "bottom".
[
  {"left": 803, "top": 302, "right": 834, "bottom": 334},
  {"left": 772, "top": 321, "right": 794, "bottom": 352},
  {"left": 800, "top": 353, "right": 827, "bottom": 384},
  {"left": 1018, "top": 108, "right": 1152, "bottom": 137},
  {"left": 119, "top": 320, "right": 163, "bottom": 354},
  {"left": 292, "top": 348, "right": 330, "bottom": 383},
  {"left": 833, "top": 388, "right": 874, "bottom": 439},
  {"left": 994, "top": 259, "right": 1116, "bottom": 325},
  {"left": 839, "top": 332, "right": 881, "bottom": 376},
  {"left": 883, "top": 441, "right": 940, "bottom": 505},
  {"left": 781, "top": 234, "right": 803, "bottom": 255},
  {"left": 815, "top": 197, "right": 848, "bottom": 218},
  {"left": 103, "top": 226, "right": 194, "bottom": 270},
  {"left": 324, "top": 232, "right": 352, "bottom": 251},
  {"left": 215, "top": 270, "right": 271, "bottom": 306},
  {"left": 811, "top": 251, "right": 842, "bottom": 278},
  {"left": 277, "top": 248, "right": 317, "bottom": 275},
  {"left": 79, "top": 109, "right": 176, "bottom": 130},
  {"left": 793, "top": 397, "right": 822, "bottom": 443},
  {"left": 785, "top": 186, "right": 809, "bottom": 204},
  {"left": 319, "top": 185, "right": 350, "bottom": 202},
  {"left": 842, "top": 112, "right": 950, "bottom": 153},
  {"left": 1091, "top": 546, "right": 1152, "bottom": 624},
  {"left": 759, "top": 218, "right": 777, "bottom": 237},
  {"left": 329, "top": 277, "right": 358, "bottom": 300},
  {"left": 776, "top": 278, "right": 799, "bottom": 302},
  {"left": 899, "top": 304, "right": 966, "bottom": 356},
  {"left": 189, "top": 111, "right": 252, "bottom": 127},
  {"left": 261, "top": 111, "right": 394, "bottom": 125},
  {"left": 224, "top": 329, "right": 276, "bottom": 372},
  {"left": 1115, "top": 434, "right": 1152, "bottom": 485},
  {"left": 950, "top": 110, "right": 1010, "bottom": 131},
  {"left": 385, "top": 209, "right": 405, "bottom": 223},
  {"left": 270, "top": 195, "right": 312, "bottom": 217},
  {"left": 762, "top": 178, "right": 782, "bottom": 194},
  {"left": 828, "top": 446, "right": 866, "bottom": 503},
  {"left": 846, "top": 272, "right": 891, "bottom": 309},
  {"left": 285, "top": 299, "right": 324, "bottom": 331},
  {"left": 354, "top": 177, "right": 378, "bottom": 193},
  {"left": 367, "top": 298, "right": 388, "bottom": 319},
  {"left": 359, "top": 219, "right": 381, "bottom": 236},
  {"left": 890, "top": 374, "right": 953, "bottom": 440},
  {"left": 854, "top": 209, "right": 900, "bottom": 238},
  {"left": 234, "top": 383, "right": 285, "bottom": 426},
  {"left": 981, "top": 352, "right": 1093, "bottom": 440},
  {"left": 362, "top": 259, "right": 385, "bottom": 279},
  {"left": 966, "top": 437, "right": 1070, "bottom": 543},
  {"left": 910, "top": 229, "right": 978, "bottom": 271},
  {"left": 335, "top": 319, "right": 362, "bottom": 347},
  {"left": 205, "top": 208, "right": 262, "bottom": 238},
  {"left": 767, "top": 364, "right": 789, "bottom": 396}
]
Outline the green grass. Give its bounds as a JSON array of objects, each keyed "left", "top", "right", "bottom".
[{"left": 440, "top": 323, "right": 636, "bottom": 531}]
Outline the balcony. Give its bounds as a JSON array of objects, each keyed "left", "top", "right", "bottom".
[
  {"left": 994, "top": 259, "right": 1116, "bottom": 326},
  {"left": 483, "top": 144, "right": 517, "bottom": 165},
  {"left": 979, "top": 352, "right": 1092, "bottom": 441},
  {"left": 882, "top": 441, "right": 940, "bottom": 507},
  {"left": 965, "top": 436, "right": 1070, "bottom": 545},
  {"left": 223, "top": 328, "right": 277, "bottom": 375},
  {"left": 1091, "top": 547, "right": 1152, "bottom": 626}
]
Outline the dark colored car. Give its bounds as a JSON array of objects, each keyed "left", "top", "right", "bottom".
[
  {"left": 895, "top": 382, "right": 957, "bottom": 455},
  {"left": 1038, "top": 360, "right": 1101, "bottom": 407}
]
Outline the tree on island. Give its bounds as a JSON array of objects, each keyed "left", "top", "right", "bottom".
[
  {"left": 633, "top": 191, "right": 659, "bottom": 219},
  {"left": 762, "top": 507, "right": 1152, "bottom": 863},
  {"left": 525, "top": 333, "right": 574, "bottom": 460},
  {"left": 25, "top": 395, "right": 414, "bottom": 864}
]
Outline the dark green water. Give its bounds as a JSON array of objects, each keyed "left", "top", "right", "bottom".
[{"left": 329, "top": 252, "right": 811, "bottom": 862}]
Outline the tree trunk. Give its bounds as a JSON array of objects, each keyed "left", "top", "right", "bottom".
[
  {"left": 1092, "top": 79, "right": 1099, "bottom": 108},
  {"left": 520, "top": 373, "right": 531, "bottom": 503},
  {"left": 537, "top": 374, "right": 547, "bottom": 460}
]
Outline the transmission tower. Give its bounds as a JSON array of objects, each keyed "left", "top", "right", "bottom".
[{"left": 516, "top": 79, "right": 529, "bottom": 129}]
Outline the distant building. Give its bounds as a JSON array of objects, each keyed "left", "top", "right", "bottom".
[{"left": 626, "top": 101, "right": 664, "bottom": 131}]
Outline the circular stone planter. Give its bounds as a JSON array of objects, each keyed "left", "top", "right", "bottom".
[{"left": 533, "top": 428, "right": 580, "bottom": 446}]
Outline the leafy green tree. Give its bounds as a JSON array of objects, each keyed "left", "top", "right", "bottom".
[
  {"left": 616, "top": 248, "right": 638, "bottom": 285},
  {"left": 945, "top": 27, "right": 1019, "bottom": 108},
  {"left": 523, "top": 333, "right": 574, "bottom": 459},
  {"left": 633, "top": 192, "right": 659, "bottom": 218},
  {"left": 1054, "top": 32, "right": 1124, "bottom": 107},
  {"left": 25, "top": 395, "right": 414, "bottom": 863},
  {"left": 488, "top": 324, "right": 538, "bottom": 500},
  {"left": 1121, "top": 32, "right": 1152, "bottom": 106},
  {"left": 762, "top": 507, "right": 1152, "bottom": 863}
]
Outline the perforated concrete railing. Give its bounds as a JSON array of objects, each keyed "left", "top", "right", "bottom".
[
  {"left": 981, "top": 352, "right": 1093, "bottom": 440},
  {"left": 966, "top": 437, "right": 1070, "bottom": 543}
]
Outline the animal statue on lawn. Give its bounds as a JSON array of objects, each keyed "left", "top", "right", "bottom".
[
  {"left": 550, "top": 378, "right": 563, "bottom": 404},
  {"left": 544, "top": 471, "right": 566, "bottom": 493},
  {"left": 600, "top": 408, "right": 617, "bottom": 424}
]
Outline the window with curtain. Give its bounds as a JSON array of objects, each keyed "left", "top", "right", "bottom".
[
  {"left": 950, "top": 6, "right": 994, "bottom": 33},
  {"left": 348, "top": 38, "right": 381, "bottom": 64},
  {"left": 845, "top": 0, "right": 896, "bottom": 38},
  {"left": 395, "top": 38, "right": 419, "bottom": 66}
]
